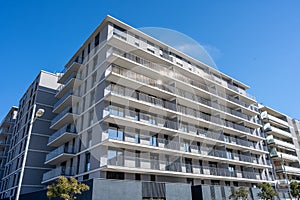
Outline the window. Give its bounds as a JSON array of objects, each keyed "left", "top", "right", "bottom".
[
  {"left": 185, "top": 158, "right": 193, "bottom": 173},
  {"left": 150, "top": 153, "right": 159, "bottom": 170},
  {"left": 135, "top": 150, "right": 140, "bottom": 168},
  {"left": 76, "top": 155, "right": 80, "bottom": 174},
  {"left": 93, "top": 55, "right": 98, "bottom": 70},
  {"left": 90, "top": 90, "right": 95, "bottom": 107},
  {"left": 85, "top": 64, "right": 89, "bottom": 78},
  {"left": 87, "top": 130, "right": 92, "bottom": 148},
  {"left": 180, "top": 123, "right": 188, "bottom": 132},
  {"left": 109, "top": 106, "right": 124, "bottom": 117},
  {"left": 85, "top": 152, "right": 91, "bottom": 172},
  {"left": 88, "top": 110, "right": 94, "bottom": 126},
  {"left": 224, "top": 134, "right": 230, "bottom": 143},
  {"left": 94, "top": 33, "right": 100, "bottom": 47},
  {"left": 107, "top": 172, "right": 124, "bottom": 180},
  {"left": 80, "top": 115, "right": 84, "bottom": 131},
  {"left": 150, "top": 134, "right": 158, "bottom": 147},
  {"left": 108, "top": 126, "right": 124, "bottom": 141},
  {"left": 228, "top": 165, "right": 235, "bottom": 176},
  {"left": 135, "top": 130, "right": 140, "bottom": 144},
  {"left": 150, "top": 175, "right": 156, "bottom": 181},
  {"left": 149, "top": 115, "right": 157, "bottom": 125},
  {"left": 135, "top": 174, "right": 141, "bottom": 180},
  {"left": 84, "top": 80, "right": 87, "bottom": 94},
  {"left": 183, "top": 140, "right": 191, "bottom": 152},
  {"left": 107, "top": 148, "right": 124, "bottom": 166},
  {"left": 88, "top": 43, "right": 91, "bottom": 54},
  {"left": 226, "top": 149, "right": 233, "bottom": 160},
  {"left": 92, "top": 72, "right": 97, "bottom": 86}
]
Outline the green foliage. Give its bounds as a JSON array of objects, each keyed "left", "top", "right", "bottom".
[
  {"left": 229, "top": 187, "right": 249, "bottom": 200},
  {"left": 47, "top": 176, "right": 90, "bottom": 200},
  {"left": 290, "top": 181, "right": 300, "bottom": 199},
  {"left": 257, "top": 182, "right": 278, "bottom": 200}
]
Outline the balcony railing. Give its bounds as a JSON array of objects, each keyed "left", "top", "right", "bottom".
[
  {"left": 108, "top": 84, "right": 177, "bottom": 112},
  {"left": 53, "top": 89, "right": 80, "bottom": 111},
  {"left": 104, "top": 104, "right": 265, "bottom": 152},
  {"left": 110, "top": 30, "right": 256, "bottom": 101},
  {"left": 45, "top": 145, "right": 75, "bottom": 163},
  {"left": 107, "top": 80, "right": 255, "bottom": 124},
  {"left": 106, "top": 136, "right": 266, "bottom": 166},
  {"left": 43, "top": 166, "right": 74, "bottom": 182},
  {"left": 109, "top": 65, "right": 258, "bottom": 136},
  {"left": 106, "top": 155, "right": 265, "bottom": 180},
  {"left": 48, "top": 124, "right": 77, "bottom": 145},
  {"left": 51, "top": 106, "right": 77, "bottom": 127},
  {"left": 108, "top": 48, "right": 257, "bottom": 112},
  {"left": 104, "top": 105, "right": 177, "bottom": 130}
]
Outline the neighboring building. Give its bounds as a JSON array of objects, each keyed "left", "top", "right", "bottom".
[
  {"left": 260, "top": 105, "right": 300, "bottom": 199},
  {"left": 42, "top": 16, "right": 273, "bottom": 199},
  {"left": 0, "top": 71, "right": 60, "bottom": 199},
  {"left": 0, "top": 107, "right": 18, "bottom": 186}
]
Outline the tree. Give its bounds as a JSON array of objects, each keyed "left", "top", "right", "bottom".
[
  {"left": 47, "top": 176, "right": 90, "bottom": 200},
  {"left": 229, "top": 187, "right": 249, "bottom": 200},
  {"left": 257, "top": 182, "right": 278, "bottom": 200},
  {"left": 290, "top": 181, "right": 300, "bottom": 200}
]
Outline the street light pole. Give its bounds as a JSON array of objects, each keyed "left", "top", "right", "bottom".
[{"left": 15, "top": 104, "right": 44, "bottom": 200}]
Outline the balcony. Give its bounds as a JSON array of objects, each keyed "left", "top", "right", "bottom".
[
  {"left": 276, "top": 166, "right": 300, "bottom": 175},
  {"left": 104, "top": 155, "right": 266, "bottom": 182},
  {"left": 56, "top": 72, "right": 82, "bottom": 99},
  {"left": 42, "top": 166, "right": 74, "bottom": 183},
  {"left": 270, "top": 148, "right": 298, "bottom": 161},
  {"left": 103, "top": 105, "right": 177, "bottom": 131},
  {"left": 107, "top": 48, "right": 257, "bottom": 114},
  {"left": 58, "top": 61, "right": 82, "bottom": 84},
  {"left": 103, "top": 105, "right": 265, "bottom": 152},
  {"left": 48, "top": 124, "right": 77, "bottom": 147},
  {"left": 45, "top": 145, "right": 75, "bottom": 165},
  {"left": 107, "top": 66, "right": 259, "bottom": 138},
  {"left": 108, "top": 30, "right": 256, "bottom": 103},
  {"left": 264, "top": 123, "right": 291, "bottom": 138},
  {"left": 50, "top": 107, "right": 79, "bottom": 130},
  {"left": 266, "top": 135, "right": 295, "bottom": 150},
  {"left": 103, "top": 136, "right": 267, "bottom": 167},
  {"left": 53, "top": 89, "right": 80, "bottom": 113},
  {"left": 280, "top": 152, "right": 299, "bottom": 161},
  {"left": 106, "top": 79, "right": 256, "bottom": 128}
]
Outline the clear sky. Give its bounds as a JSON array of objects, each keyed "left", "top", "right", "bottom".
[{"left": 0, "top": 1, "right": 299, "bottom": 120}]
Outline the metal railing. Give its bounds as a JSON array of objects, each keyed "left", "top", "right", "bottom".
[
  {"left": 109, "top": 65, "right": 258, "bottom": 136},
  {"left": 110, "top": 29, "right": 256, "bottom": 101},
  {"left": 48, "top": 124, "right": 77, "bottom": 144},
  {"left": 104, "top": 105, "right": 177, "bottom": 130},
  {"left": 108, "top": 48, "right": 257, "bottom": 112},
  {"left": 51, "top": 106, "right": 77, "bottom": 127},
  {"left": 106, "top": 133, "right": 266, "bottom": 165},
  {"left": 42, "top": 166, "right": 74, "bottom": 182},
  {"left": 45, "top": 145, "right": 75, "bottom": 163},
  {"left": 107, "top": 155, "right": 265, "bottom": 180}
]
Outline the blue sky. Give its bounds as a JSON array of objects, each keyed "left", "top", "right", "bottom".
[{"left": 0, "top": 1, "right": 299, "bottom": 120}]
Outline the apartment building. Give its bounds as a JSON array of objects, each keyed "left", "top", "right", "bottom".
[
  {"left": 0, "top": 107, "right": 18, "bottom": 186},
  {"left": 41, "top": 16, "right": 273, "bottom": 199},
  {"left": 260, "top": 105, "right": 300, "bottom": 199},
  {"left": 0, "top": 71, "right": 60, "bottom": 199}
]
